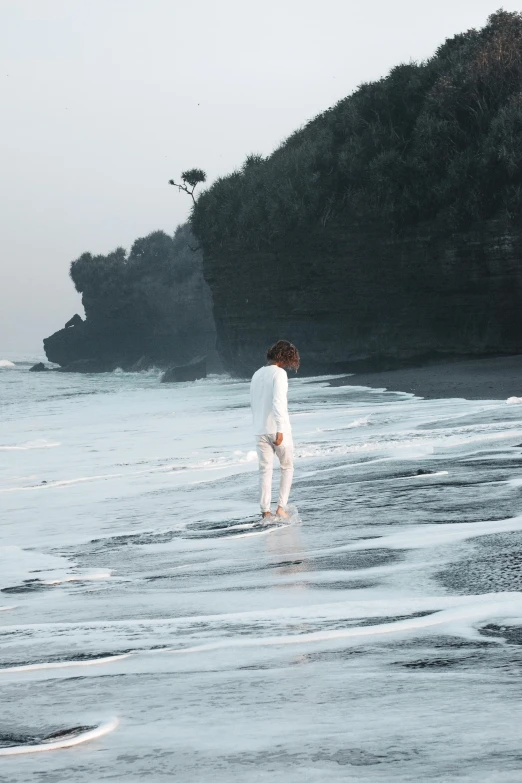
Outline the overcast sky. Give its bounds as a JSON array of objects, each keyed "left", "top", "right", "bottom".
[{"left": 1, "top": 0, "right": 519, "bottom": 351}]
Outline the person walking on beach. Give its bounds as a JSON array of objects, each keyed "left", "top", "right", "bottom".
[{"left": 250, "top": 340, "right": 300, "bottom": 519}]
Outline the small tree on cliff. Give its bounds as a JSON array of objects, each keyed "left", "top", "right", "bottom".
[{"left": 168, "top": 168, "right": 207, "bottom": 204}]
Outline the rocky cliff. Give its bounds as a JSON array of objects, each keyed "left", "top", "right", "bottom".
[
  {"left": 193, "top": 12, "right": 522, "bottom": 376},
  {"left": 204, "top": 218, "right": 522, "bottom": 375},
  {"left": 44, "top": 224, "right": 217, "bottom": 371}
]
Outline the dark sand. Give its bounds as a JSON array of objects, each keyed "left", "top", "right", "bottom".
[{"left": 329, "top": 355, "right": 522, "bottom": 400}]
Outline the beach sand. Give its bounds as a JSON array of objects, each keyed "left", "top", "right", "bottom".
[{"left": 329, "top": 354, "right": 522, "bottom": 400}]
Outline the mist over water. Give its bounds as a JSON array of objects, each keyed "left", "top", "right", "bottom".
[{"left": 2, "top": 357, "right": 522, "bottom": 780}]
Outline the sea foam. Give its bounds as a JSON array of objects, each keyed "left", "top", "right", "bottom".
[{"left": 2, "top": 369, "right": 522, "bottom": 776}]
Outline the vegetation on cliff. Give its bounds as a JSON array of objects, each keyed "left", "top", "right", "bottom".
[
  {"left": 44, "top": 223, "right": 216, "bottom": 368},
  {"left": 192, "top": 11, "right": 522, "bottom": 251},
  {"left": 69, "top": 224, "right": 200, "bottom": 328}
]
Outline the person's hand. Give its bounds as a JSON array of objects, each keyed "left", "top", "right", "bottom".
[{"left": 274, "top": 432, "right": 283, "bottom": 446}]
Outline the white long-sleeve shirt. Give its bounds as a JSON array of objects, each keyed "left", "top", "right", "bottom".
[{"left": 250, "top": 365, "right": 291, "bottom": 435}]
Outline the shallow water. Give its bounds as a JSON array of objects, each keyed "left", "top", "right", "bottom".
[{"left": 2, "top": 355, "right": 522, "bottom": 781}]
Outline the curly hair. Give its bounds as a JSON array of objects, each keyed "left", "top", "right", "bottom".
[{"left": 266, "top": 340, "right": 300, "bottom": 371}]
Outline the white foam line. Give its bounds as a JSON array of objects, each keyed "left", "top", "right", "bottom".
[
  {"left": 44, "top": 572, "right": 111, "bottom": 585},
  {"left": 220, "top": 522, "right": 293, "bottom": 540},
  {"left": 194, "top": 522, "right": 257, "bottom": 534},
  {"left": 0, "top": 474, "right": 126, "bottom": 493},
  {"left": 0, "top": 718, "right": 119, "bottom": 756},
  {"left": 298, "top": 456, "right": 392, "bottom": 479},
  {"left": 0, "top": 654, "right": 130, "bottom": 674},
  {"left": 308, "top": 464, "right": 448, "bottom": 484},
  {"left": 0, "top": 606, "right": 15, "bottom": 612},
  {"left": 0, "top": 453, "right": 259, "bottom": 494},
  {"left": 170, "top": 597, "right": 520, "bottom": 655},
  {"left": 299, "top": 514, "right": 522, "bottom": 560},
  {"left": 346, "top": 513, "right": 522, "bottom": 552},
  {"left": 408, "top": 471, "right": 449, "bottom": 479},
  {"left": 223, "top": 561, "right": 426, "bottom": 589},
  {"left": 0, "top": 592, "right": 511, "bottom": 634},
  {"left": 297, "top": 428, "right": 522, "bottom": 463},
  {"left": 0, "top": 442, "right": 61, "bottom": 451}
]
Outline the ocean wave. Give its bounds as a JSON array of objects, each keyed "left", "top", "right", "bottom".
[
  {"left": 295, "top": 426, "right": 522, "bottom": 460},
  {"left": 0, "top": 472, "right": 126, "bottom": 493},
  {"left": 408, "top": 470, "right": 449, "bottom": 479},
  {"left": 0, "top": 592, "right": 503, "bottom": 634},
  {"left": 0, "top": 360, "right": 15, "bottom": 368},
  {"left": 112, "top": 367, "right": 163, "bottom": 376},
  {"left": 0, "top": 718, "right": 119, "bottom": 756},
  {"left": 170, "top": 593, "right": 522, "bottom": 655},
  {"left": 0, "top": 653, "right": 129, "bottom": 674},
  {"left": 0, "top": 546, "right": 109, "bottom": 593},
  {"left": 335, "top": 512, "right": 522, "bottom": 553},
  {"left": 0, "top": 449, "right": 260, "bottom": 493},
  {"left": 0, "top": 439, "right": 61, "bottom": 451},
  {"left": 218, "top": 520, "right": 295, "bottom": 540},
  {"left": 195, "top": 373, "right": 234, "bottom": 383},
  {"left": 43, "top": 571, "right": 111, "bottom": 585},
  {"left": 320, "top": 415, "right": 370, "bottom": 432}
]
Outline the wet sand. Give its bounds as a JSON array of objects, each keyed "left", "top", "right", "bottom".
[{"left": 329, "top": 354, "right": 522, "bottom": 400}]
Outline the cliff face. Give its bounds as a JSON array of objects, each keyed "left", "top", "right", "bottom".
[
  {"left": 204, "top": 218, "right": 522, "bottom": 375},
  {"left": 44, "top": 225, "right": 217, "bottom": 370}
]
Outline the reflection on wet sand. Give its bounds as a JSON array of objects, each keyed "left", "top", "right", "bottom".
[
  {"left": 266, "top": 523, "right": 312, "bottom": 659},
  {"left": 266, "top": 523, "right": 309, "bottom": 582}
]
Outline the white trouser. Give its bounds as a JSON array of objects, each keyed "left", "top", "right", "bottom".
[{"left": 256, "top": 433, "right": 294, "bottom": 513}]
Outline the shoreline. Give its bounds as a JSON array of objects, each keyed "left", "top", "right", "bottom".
[{"left": 329, "top": 354, "right": 522, "bottom": 400}]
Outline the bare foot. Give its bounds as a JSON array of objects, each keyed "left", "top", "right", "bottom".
[
  {"left": 262, "top": 511, "right": 273, "bottom": 519},
  {"left": 275, "top": 507, "right": 289, "bottom": 518}
]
